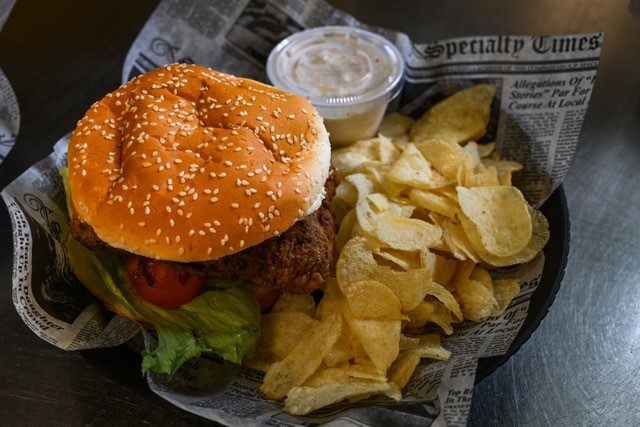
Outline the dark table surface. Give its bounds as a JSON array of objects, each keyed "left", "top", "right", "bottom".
[{"left": 1, "top": 0, "right": 639, "bottom": 425}]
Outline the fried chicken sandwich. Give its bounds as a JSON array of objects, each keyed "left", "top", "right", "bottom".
[{"left": 63, "top": 63, "right": 336, "bottom": 375}]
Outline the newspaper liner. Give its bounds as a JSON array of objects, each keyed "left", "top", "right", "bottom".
[
  {"left": 0, "top": 0, "right": 19, "bottom": 165},
  {"left": 2, "top": 0, "right": 599, "bottom": 425}
]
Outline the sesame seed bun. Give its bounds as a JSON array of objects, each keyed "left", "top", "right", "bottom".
[{"left": 67, "top": 63, "right": 331, "bottom": 262}]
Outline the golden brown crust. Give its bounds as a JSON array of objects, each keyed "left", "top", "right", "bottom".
[{"left": 68, "top": 64, "right": 330, "bottom": 262}]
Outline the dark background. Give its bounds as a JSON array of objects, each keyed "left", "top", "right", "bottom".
[{"left": 1, "top": 0, "right": 639, "bottom": 425}]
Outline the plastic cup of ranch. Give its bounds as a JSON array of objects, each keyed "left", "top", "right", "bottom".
[{"left": 267, "top": 26, "right": 405, "bottom": 147}]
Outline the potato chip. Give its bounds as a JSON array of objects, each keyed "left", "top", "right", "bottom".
[
  {"left": 271, "top": 293, "right": 316, "bottom": 317},
  {"left": 449, "top": 259, "right": 499, "bottom": 321},
  {"left": 303, "top": 366, "right": 351, "bottom": 388},
  {"left": 389, "top": 335, "right": 450, "bottom": 389},
  {"left": 464, "top": 165, "right": 501, "bottom": 187},
  {"left": 335, "top": 178, "right": 358, "bottom": 207},
  {"left": 405, "top": 300, "right": 436, "bottom": 331},
  {"left": 399, "top": 334, "right": 421, "bottom": 350},
  {"left": 363, "top": 163, "right": 407, "bottom": 197},
  {"left": 477, "top": 142, "right": 496, "bottom": 158},
  {"left": 319, "top": 279, "right": 371, "bottom": 366},
  {"left": 340, "top": 293, "right": 401, "bottom": 372},
  {"left": 336, "top": 236, "right": 377, "bottom": 285},
  {"left": 415, "top": 138, "right": 470, "bottom": 180},
  {"left": 331, "top": 135, "right": 401, "bottom": 174},
  {"left": 284, "top": 380, "right": 401, "bottom": 415},
  {"left": 459, "top": 205, "right": 549, "bottom": 267},
  {"left": 337, "top": 237, "right": 432, "bottom": 311},
  {"left": 457, "top": 185, "right": 532, "bottom": 256},
  {"left": 324, "top": 323, "right": 368, "bottom": 368},
  {"left": 388, "top": 351, "right": 421, "bottom": 389},
  {"left": 469, "top": 265, "right": 493, "bottom": 289},
  {"left": 423, "top": 297, "right": 456, "bottom": 334},
  {"left": 257, "top": 312, "right": 320, "bottom": 360},
  {"left": 434, "top": 185, "right": 459, "bottom": 201},
  {"left": 345, "top": 174, "right": 380, "bottom": 234},
  {"left": 332, "top": 151, "right": 372, "bottom": 176},
  {"left": 409, "top": 84, "right": 496, "bottom": 144},
  {"left": 481, "top": 157, "right": 523, "bottom": 175},
  {"left": 376, "top": 267, "right": 434, "bottom": 312},
  {"left": 350, "top": 318, "right": 400, "bottom": 372},
  {"left": 374, "top": 247, "right": 420, "bottom": 271},
  {"left": 261, "top": 320, "right": 341, "bottom": 400},
  {"left": 419, "top": 247, "right": 437, "bottom": 271},
  {"left": 387, "top": 196, "right": 417, "bottom": 218},
  {"left": 352, "top": 135, "right": 399, "bottom": 159},
  {"left": 348, "top": 361, "right": 387, "bottom": 382},
  {"left": 374, "top": 212, "right": 443, "bottom": 251},
  {"left": 368, "top": 135, "right": 403, "bottom": 163},
  {"left": 387, "top": 143, "right": 452, "bottom": 189},
  {"left": 366, "top": 192, "right": 388, "bottom": 212},
  {"left": 498, "top": 170, "right": 514, "bottom": 186},
  {"left": 430, "top": 254, "right": 458, "bottom": 288},
  {"left": 409, "top": 188, "right": 459, "bottom": 218},
  {"left": 425, "top": 281, "right": 463, "bottom": 321},
  {"left": 451, "top": 258, "right": 476, "bottom": 284},
  {"left": 410, "top": 334, "right": 451, "bottom": 360},
  {"left": 343, "top": 280, "right": 403, "bottom": 320},
  {"left": 377, "top": 112, "right": 415, "bottom": 141},
  {"left": 462, "top": 141, "right": 482, "bottom": 167},
  {"left": 432, "top": 213, "right": 479, "bottom": 262},
  {"left": 336, "top": 208, "right": 358, "bottom": 253},
  {"left": 491, "top": 279, "right": 521, "bottom": 317},
  {"left": 243, "top": 352, "right": 279, "bottom": 373},
  {"left": 454, "top": 275, "right": 498, "bottom": 323}
]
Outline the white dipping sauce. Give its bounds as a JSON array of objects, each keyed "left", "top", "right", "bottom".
[{"left": 267, "top": 27, "right": 405, "bottom": 146}]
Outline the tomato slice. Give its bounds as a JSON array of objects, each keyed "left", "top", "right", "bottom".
[{"left": 125, "top": 256, "right": 205, "bottom": 309}]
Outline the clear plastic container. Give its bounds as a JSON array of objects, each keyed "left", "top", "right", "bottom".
[{"left": 267, "top": 26, "right": 405, "bottom": 146}]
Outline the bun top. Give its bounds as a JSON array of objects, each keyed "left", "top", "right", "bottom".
[{"left": 68, "top": 63, "right": 331, "bottom": 262}]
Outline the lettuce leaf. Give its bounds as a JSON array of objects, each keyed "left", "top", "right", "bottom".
[{"left": 61, "top": 167, "right": 260, "bottom": 377}]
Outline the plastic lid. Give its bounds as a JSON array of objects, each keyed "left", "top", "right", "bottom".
[{"left": 267, "top": 26, "right": 404, "bottom": 109}]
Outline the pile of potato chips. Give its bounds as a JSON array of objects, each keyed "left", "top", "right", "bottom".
[{"left": 245, "top": 84, "right": 550, "bottom": 415}]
